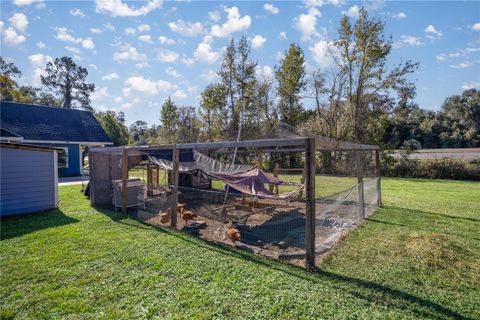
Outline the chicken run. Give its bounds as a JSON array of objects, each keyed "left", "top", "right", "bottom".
[{"left": 88, "top": 136, "right": 381, "bottom": 268}]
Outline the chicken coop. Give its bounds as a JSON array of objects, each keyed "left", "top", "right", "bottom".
[{"left": 88, "top": 135, "right": 381, "bottom": 269}]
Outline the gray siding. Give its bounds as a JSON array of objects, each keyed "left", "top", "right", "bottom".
[{"left": 1, "top": 147, "right": 57, "bottom": 216}]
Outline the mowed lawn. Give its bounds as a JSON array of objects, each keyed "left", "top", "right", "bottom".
[{"left": 1, "top": 179, "right": 479, "bottom": 319}]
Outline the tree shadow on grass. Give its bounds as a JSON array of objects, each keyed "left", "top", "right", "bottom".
[
  {"left": 367, "top": 205, "right": 480, "bottom": 240},
  {"left": 1, "top": 209, "right": 79, "bottom": 240},
  {"left": 99, "top": 210, "right": 472, "bottom": 320}
]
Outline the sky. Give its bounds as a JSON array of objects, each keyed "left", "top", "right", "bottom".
[{"left": 1, "top": 0, "right": 479, "bottom": 126}]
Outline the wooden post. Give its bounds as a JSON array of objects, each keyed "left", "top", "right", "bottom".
[
  {"left": 121, "top": 147, "right": 129, "bottom": 214},
  {"left": 375, "top": 149, "right": 382, "bottom": 207},
  {"left": 147, "top": 164, "right": 153, "bottom": 196},
  {"left": 156, "top": 167, "right": 160, "bottom": 186},
  {"left": 300, "top": 160, "right": 307, "bottom": 198},
  {"left": 355, "top": 150, "right": 365, "bottom": 222},
  {"left": 170, "top": 147, "right": 179, "bottom": 228},
  {"left": 274, "top": 162, "right": 279, "bottom": 194},
  {"left": 305, "top": 137, "right": 316, "bottom": 270}
]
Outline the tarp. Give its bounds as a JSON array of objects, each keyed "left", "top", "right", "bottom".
[{"left": 146, "top": 150, "right": 303, "bottom": 199}]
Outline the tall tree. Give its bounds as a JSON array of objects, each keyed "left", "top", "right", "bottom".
[
  {"left": 219, "top": 38, "right": 238, "bottom": 135},
  {"left": 41, "top": 56, "right": 95, "bottom": 110},
  {"left": 129, "top": 120, "right": 148, "bottom": 143},
  {"left": 177, "top": 106, "right": 200, "bottom": 143},
  {"left": 199, "top": 83, "right": 228, "bottom": 141},
  {"left": 275, "top": 43, "right": 307, "bottom": 127},
  {"left": 0, "top": 57, "right": 30, "bottom": 102},
  {"left": 96, "top": 110, "right": 130, "bottom": 146},
  {"left": 334, "top": 8, "right": 418, "bottom": 142},
  {"left": 159, "top": 96, "right": 179, "bottom": 143}
]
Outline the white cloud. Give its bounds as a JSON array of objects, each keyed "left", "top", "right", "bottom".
[
  {"left": 125, "top": 27, "right": 136, "bottom": 35},
  {"left": 181, "top": 57, "right": 195, "bottom": 66},
  {"left": 138, "top": 35, "right": 153, "bottom": 44},
  {"left": 157, "top": 48, "right": 179, "bottom": 63},
  {"left": 169, "top": 19, "right": 204, "bottom": 37},
  {"left": 9, "top": 13, "right": 28, "bottom": 33},
  {"left": 436, "top": 47, "right": 480, "bottom": 61},
  {"left": 159, "top": 35, "right": 176, "bottom": 45},
  {"left": 264, "top": 3, "right": 279, "bottom": 14},
  {"left": 461, "top": 82, "right": 480, "bottom": 90},
  {"left": 310, "top": 40, "right": 336, "bottom": 69},
  {"left": 102, "top": 72, "right": 120, "bottom": 80},
  {"left": 450, "top": 61, "right": 473, "bottom": 69},
  {"left": 256, "top": 65, "right": 273, "bottom": 80},
  {"left": 123, "top": 76, "right": 176, "bottom": 97},
  {"left": 90, "top": 28, "right": 102, "bottom": 34},
  {"left": 165, "top": 67, "right": 181, "bottom": 78},
  {"left": 424, "top": 24, "right": 443, "bottom": 39},
  {"left": 3, "top": 27, "right": 26, "bottom": 46},
  {"left": 279, "top": 31, "right": 287, "bottom": 40},
  {"left": 200, "top": 69, "right": 218, "bottom": 81},
  {"left": 103, "top": 22, "right": 115, "bottom": 31},
  {"left": 210, "top": 6, "right": 251, "bottom": 38},
  {"left": 54, "top": 27, "right": 82, "bottom": 43},
  {"left": 28, "top": 53, "right": 52, "bottom": 86},
  {"left": 208, "top": 10, "right": 220, "bottom": 22},
  {"left": 135, "top": 62, "right": 150, "bottom": 69},
  {"left": 91, "top": 86, "right": 109, "bottom": 102},
  {"left": 391, "top": 12, "right": 407, "bottom": 19},
  {"left": 113, "top": 44, "right": 147, "bottom": 63},
  {"left": 89, "top": 63, "right": 98, "bottom": 70},
  {"left": 472, "top": 23, "right": 480, "bottom": 31},
  {"left": 95, "top": 0, "right": 162, "bottom": 17},
  {"left": 65, "top": 46, "right": 81, "bottom": 54},
  {"left": 394, "top": 35, "right": 423, "bottom": 48},
  {"left": 343, "top": 5, "right": 360, "bottom": 18},
  {"left": 82, "top": 38, "right": 95, "bottom": 49},
  {"left": 276, "top": 51, "right": 284, "bottom": 61},
  {"left": 294, "top": 7, "right": 320, "bottom": 41},
  {"left": 250, "top": 35, "right": 266, "bottom": 49},
  {"left": 36, "top": 41, "right": 45, "bottom": 48},
  {"left": 138, "top": 24, "right": 150, "bottom": 32},
  {"left": 69, "top": 8, "right": 85, "bottom": 17},
  {"left": 173, "top": 89, "right": 187, "bottom": 99},
  {"left": 193, "top": 39, "right": 220, "bottom": 64},
  {"left": 12, "top": 0, "right": 44, "bottom": 7}
]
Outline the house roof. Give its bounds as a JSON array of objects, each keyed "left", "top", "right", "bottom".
[
  {"left": 1, "top": 142, "right": 63, "bottom": 152},
  {"left": 0, "top": 101, "right": 112, "bottom": 144},
  {"left": 0, "top": 128, "right": 22, "bottom": 138}
]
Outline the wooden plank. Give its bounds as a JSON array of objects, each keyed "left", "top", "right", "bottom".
[
  {"left": 214, "top": 148, "right": 306, "bottom": 154},
  {"left": 375, "top": 149, "right": 382, "bottom": 207},
  {"left": 121, "top": 147, "right": 128, "bottom": 214},
  {"left": 177, "top": 138, "right": 307, "bottom": 150},
  {"left": 355, "top": 150, "right": 365, "bottom": 222},
  {"left": 305, "top": 137, "right": 316, "bottom": 270},
  {"left": 170, "top": 147, "right": 179, "bottom": 228},
  {"left": 314, "top": 136, "right": 378, "bottom": 151}
]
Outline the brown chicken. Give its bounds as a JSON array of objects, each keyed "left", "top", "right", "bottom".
[
  {"left": 160, "top": 207, "right": 172, "bottom": 224},
  {"left": 177, "top": 203, "right": 187, "bottom": 213},
  {"left": 181, "top": 210, "right": 197, "bottom": 225},
  {"left": 226, "top": 225, "right": 241, "bottom": 244}
]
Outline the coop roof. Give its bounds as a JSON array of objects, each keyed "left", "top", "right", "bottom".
[{"left": 0, "top": 101, "right": 112, "bottom": 144}]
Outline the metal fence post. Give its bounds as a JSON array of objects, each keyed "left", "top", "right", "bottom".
[
  {"left": 375, "top": 149, "right": 382, "bottom": 207},
  {"left": 355, "top": 150, "right": 365, "bottom": 222}
]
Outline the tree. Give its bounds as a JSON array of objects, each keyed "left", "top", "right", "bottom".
[
  {"left": 129, "top": 120, "right": 148, "bottom": 143},
  {"left": 199, "top": 83, "right": 228, "bottom": 141},
  {"left": 219, "top": 38, "right": 238, "bottom": 135},
  {"left": 334, "top": 8, "right": 418, "bottom": 142},
  {"left": 41, "top": 56, "right": 95, "bottom": 110},
  {"left": 275, "top": 43, "right": 307, "bottom": 126},
  {"left": 177, "top": 106, "right": 200, "bottom": 143},
  {"left": 96, "top": 110, "right": 130, "bottom": 146},
  {"left": 159, "top": 96, "right": 179, "bottom": 143},
  {"left": 0, "top": 57, "right": 30, "bottom": 102}
]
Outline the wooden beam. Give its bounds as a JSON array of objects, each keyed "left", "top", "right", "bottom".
[
  {"left": 305, "top": 137, "right": 316, "bottom": 270},
  {"left": 274, "top": 163, "right": 279, "bottom": 195},
  {"left": 314, "top": 136, "right": 378, "bottom": 151},
  {"left": 355, "top": 150, "right": 365, "bottom": 222},
  {"left": 177, "top": 138, "right": 307, "bottom": 150},
  {"left": 170, "top": 147, "right": 179, "bottom": 228},
  {"left": 214, "top": 148, "right": 306, "bottom": 154},
  {"left": 375, "top": 149, "right": 382, "bottom": 207},
  {"left": 121, "top": 147, "right": 128, "bottom": 214}
]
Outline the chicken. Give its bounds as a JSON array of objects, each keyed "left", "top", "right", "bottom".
[
  {"left": 177, "top": 203, "right": 187, "bottom": 213},
  {"left": 226, "top": 225, "right": 241, "bottom": 244},
  {"left": 159, "top": 207, "right": 172, "bottom": 224},
  {"left": 181, "top": 210, "right": 197, "bottom": 225}
]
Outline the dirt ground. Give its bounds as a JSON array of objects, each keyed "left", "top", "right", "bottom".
[{"left": 133, "top": 190, "right": 377, "bottom": 267}]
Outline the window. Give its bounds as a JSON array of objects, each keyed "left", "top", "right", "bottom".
[{"left": 57, "top": 147, "right": 69, "bottom": 168}]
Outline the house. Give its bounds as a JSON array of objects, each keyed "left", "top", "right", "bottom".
[
  {"left": 0, "top": 101, "right": 112, "bottom": 177},
  {"left": 0, "top": 142, "right": 60, "bottom": 217}
]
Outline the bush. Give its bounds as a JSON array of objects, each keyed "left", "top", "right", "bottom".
[{"left": 383, "top": 158, "right": 480, "bottom": 181}]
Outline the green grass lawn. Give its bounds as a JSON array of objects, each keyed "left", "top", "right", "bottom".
[{"left": 1, "top": 178, "right": 479, "bottom": 319}]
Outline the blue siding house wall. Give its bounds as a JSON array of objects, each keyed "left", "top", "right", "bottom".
[
  {"left": 0, "top": 102, "right": 113, "bottom": 177},
  {"left": 0, "top": 144, "right": 58, "bottom": 217}
]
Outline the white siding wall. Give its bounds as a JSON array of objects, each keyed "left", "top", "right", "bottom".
[{"left": 0, "top": 147, "right": 57, "bottom": 216}]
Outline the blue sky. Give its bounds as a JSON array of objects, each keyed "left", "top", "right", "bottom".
[{"left": 1, "top": 0, "right": 479, "bottom": 126}]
